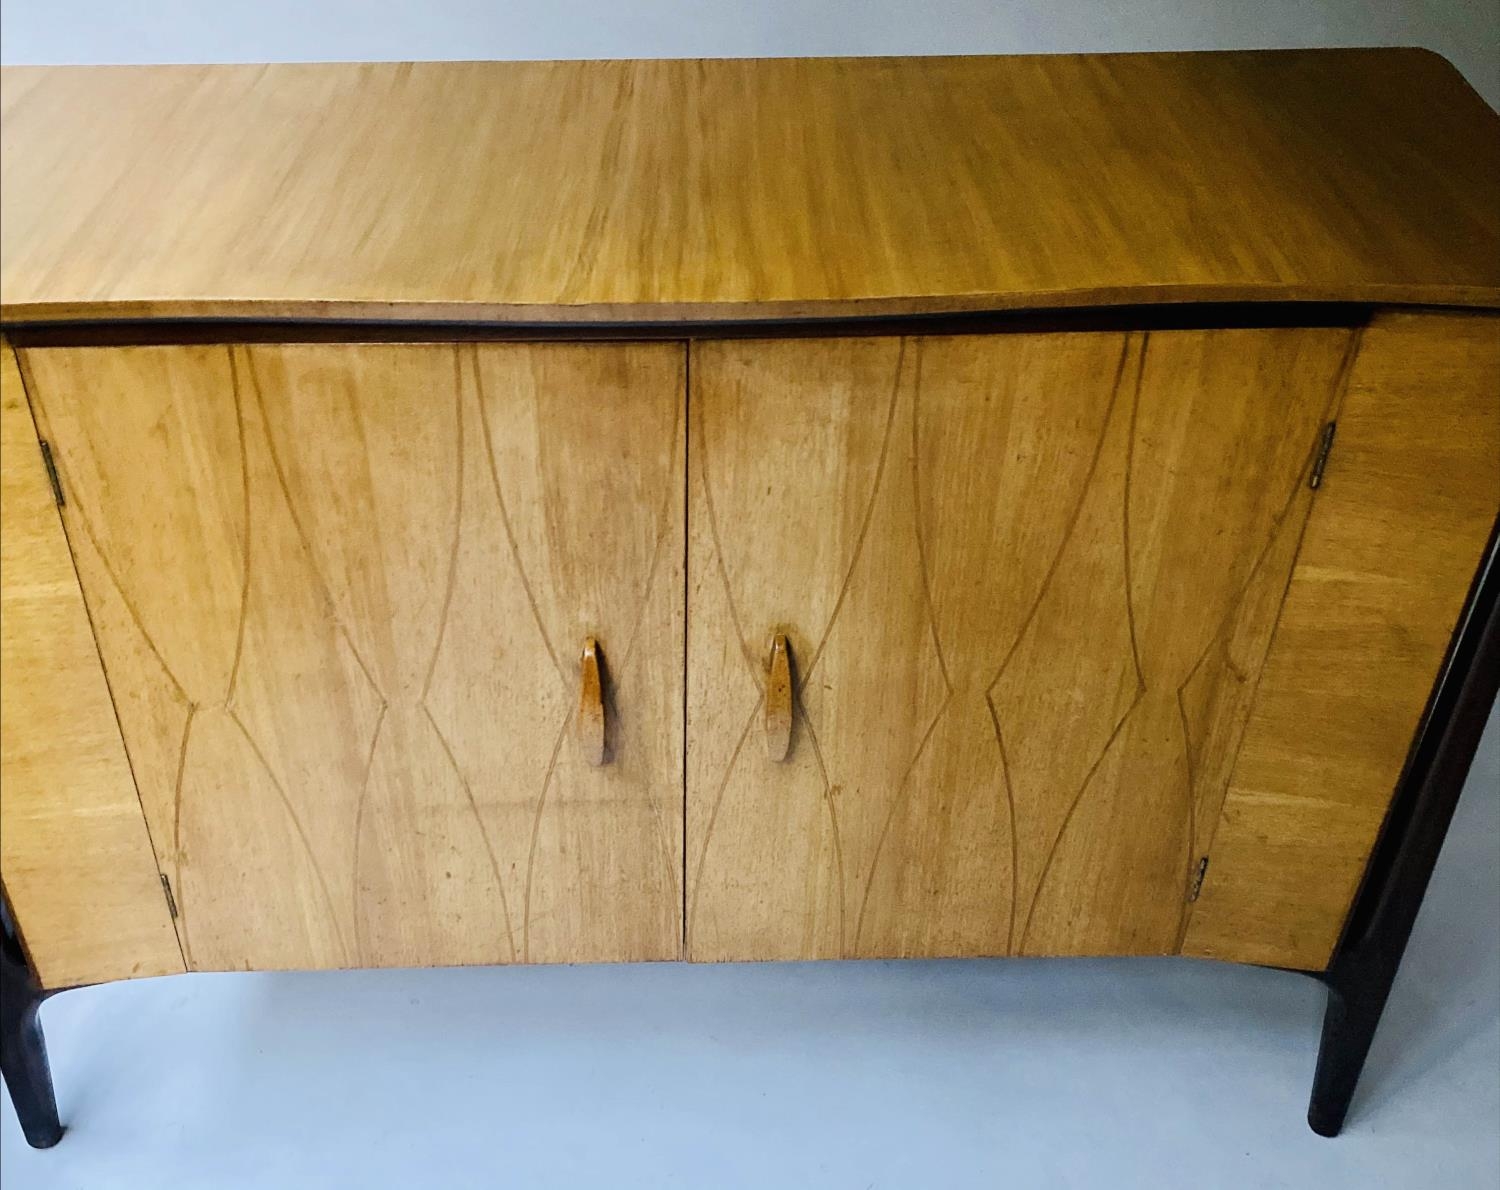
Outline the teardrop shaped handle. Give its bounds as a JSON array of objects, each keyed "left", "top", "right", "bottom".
[
  {"left": 765, "top": 633, "right": 793, "bottom": 762},
  {"left": 579, "top": 637, "right": 606, "bottom": 766}
]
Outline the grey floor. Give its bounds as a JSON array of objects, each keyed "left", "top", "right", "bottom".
[{"left": 4, "top": 705, "right": 1497, "bottom": 1189}]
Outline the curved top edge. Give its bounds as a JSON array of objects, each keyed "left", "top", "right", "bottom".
[
  {"left": 4, "top": 51, "right": 1498, "bottom": 326},
  {"left": 5, "top": 285, "right": 1499, "bottom": 328}
]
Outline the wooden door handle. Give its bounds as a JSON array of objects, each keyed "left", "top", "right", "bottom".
[
  {"left": 765, "top": 633, "right": 793, "bottom": 762},
  {"left": 579, "top": 637, "right": 606, "bottom": 765}
]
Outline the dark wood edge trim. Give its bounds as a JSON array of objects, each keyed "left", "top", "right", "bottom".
[
  {"left": 2, "top": 276, "right": 1497, "bottom": 328},
  {"left": 1324, "top": 512, "right": 1500, "bottom": 977},
  {"left": 1301, "top": 512, "right": 1499, "bottom": 1134},
  {"left": 0, "top": 887, "right": 58, "bottom": 1001},
  {"left": 2, "top": 301, "right": 1375, "bottom": 348},
  {"left": 0, "top": 886, "right": 66, "bottom": 1147}
]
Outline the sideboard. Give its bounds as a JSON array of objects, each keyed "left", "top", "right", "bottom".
[{"left": 2, "top": 50, "right": 1498, "bottom": 1144}]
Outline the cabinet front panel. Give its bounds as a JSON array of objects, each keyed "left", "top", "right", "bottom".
[
  {"left": 22, "top": 341, "right": 685, "bottom": 971},
  {"left": 687, "top": 329, "right": 1353, "bottom": 961}
]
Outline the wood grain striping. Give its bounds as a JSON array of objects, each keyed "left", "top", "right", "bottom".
[{"left": 3, "top": 51, "right": 1498, "bottom": 325}]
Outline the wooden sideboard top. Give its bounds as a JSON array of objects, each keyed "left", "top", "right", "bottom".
[{"left": 2, "top": 49, "right": 1498, "bottom": 324}]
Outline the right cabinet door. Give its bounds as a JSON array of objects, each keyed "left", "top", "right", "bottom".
[{"left": 685, "top": 320, "right": 1497, "bottom": 965}]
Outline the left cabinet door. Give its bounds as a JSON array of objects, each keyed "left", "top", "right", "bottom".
[{"left": 19, "top": 341, "right": 687, "bottom": 971}]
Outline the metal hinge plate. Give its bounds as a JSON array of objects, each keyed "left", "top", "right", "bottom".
[
  {"left": 38, "top": 439, "right": 64, "bottom": 507},
  {"left": 1187, "top": 856, "right": 1210, "bottom": 902},
  {"left": 160, "top": 874, "right": 179, "bottom": 919}
]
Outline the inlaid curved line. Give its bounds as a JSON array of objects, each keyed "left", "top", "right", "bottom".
[
  {"left": 686, "top": 700, "right": 758, "bottom": 939},
  {"left": 520, "top": 709, "right": 572, "bottom": 962},
  {"left": 349, "top": 701, "right": 389, "bottom": 964},
  {"left": 851, "top": 686, "right": 954, "bottom": 952},
  {"left": 23, "top": 374, "right": 192, "bottom": 973},
  {"left": 469, "top": 345, "right": 566, "bottom": 690},
  {"left": 798, "top": 337, "right": 907, "bottom": 693},
  {"left": 847, "top": 344, "right": 962, "bottom": 953},
  {"left": 1180, "top": 482, "right": 1312, "bottom": 696},
  {"left": 228, "top": 708, "right": 353, "bottom": 965},
  {"left": 1175, "top": 684, "right": 1201, "bottom": 942},
  {"left": 1173, "top": 504, "right": 1324, "bottom": 949},
  {"left": 1173, "top": 483, "right": 1305, "bottom": 803},
  {"left": 984, "top": 694, "right": 1021, "bottom": 955},
  {"left": 422, "top": 703, "right": 519, "bottom": 963},
  {"left": 617, "top": 382, "right": 684, "bottom": 670},
  {"left": 169, "top": 702, "right": 198, "bottom": 869},
  {"left": 225, "top": 346, "right": 254, "bottom": 705},
  {"left": 169, "top": 701, "right": 198, "bottom": 966},
  {"left": 985, "top": 335, "right": 1143, "bottom": 948},
  {"left": 985, "top": 333, "right": 1136, "bottom": 697},
  {"left": 412, "top": 352, "right": 526, "bottom": 959},
  {"left": 49, "top": 423, "right": 203, "bottom": 970},
  {"left": 242, "top": 351, "right": 385, "bottom": 705},
  {"left": 687, "top": 398, "right": 769, "bottom": 920},
  {"left": 1016, "top": 687, "right": 1145, "bottom": 951},
  {"left": 479, "top": 355, "right": 685, "bottom": 943},
  {"left": 908, "top": 340, "right": 953, "bottom": 695},
  {"left": 1174, "top": 339, "right": 1358, "bottom": 721},
  {"left": 1120, "top": 334, "right": 1149, "bottom": 693},
  {"left": 603, "top": 391, "right": 687, "bottom": 915},
  {"left": 1170, "top": 334, "right": 1359, "bottom": 943},
  {"left": 240, "top": 349, "right": 390, "bottom": 960},
  {"left": 419, "top": 349, "right": 468, "bottom": 704},
  {"left": 1017, "top": 361, "right": 1150, "bottom": 944},
  {"left": 694, "top": 401, "right": 758, "bottom": 677},
  {"left": 696, "top": 338, "right": 909, "bottom": 690},
  {"left": 799, "top": 706, "right": 848, "bottom": 955},
  {"left": 68, "top": 506, "right": 190, "bottom": 706},
  {"left": 1171, "top": 431, "right": 1346, "bottom": 945}
]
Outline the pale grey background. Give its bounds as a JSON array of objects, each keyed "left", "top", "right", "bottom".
[
  {"left": 2, "top": 3, "right": 1498, "bottom": 1187},
  {"left": 2, "top": 0, "right": 1498, "bottom": 108}
]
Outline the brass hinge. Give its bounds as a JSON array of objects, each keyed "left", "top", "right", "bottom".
[
  {"left": 1187, "top": 856, "right": 1210, "bottom": 903},
  {"left": 38, "top": 439, "right": 64, "bottom": 507},
  {"left": 160, "top": 873, "right": 179, "bottom": 919},
  {"left": 1308, "top": 421, "right": 1337, "bottom": 490}
]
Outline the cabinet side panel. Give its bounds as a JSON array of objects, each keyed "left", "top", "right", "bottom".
[
  {"left": 1183, "top": 311, "right": 1500, "bottom": 970},
  {"left": 0, "top": 340, "right": 184, "bottom": 988}
]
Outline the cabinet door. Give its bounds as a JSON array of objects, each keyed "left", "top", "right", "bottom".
[
  {"left": 21, "top": 341, "right": 685, "bottom": 971},
  {"left": 2, "top": 340, "right": 185, "bottom": 988},
  {"left": 686, "top": 329, "right": 1355, "bottom": 962}
]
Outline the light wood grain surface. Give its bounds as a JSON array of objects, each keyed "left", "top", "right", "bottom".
[
  {"left": 685, "top": 327, "right": 1352, "bottom": 962},
  {"left": 0, "top": 340, "right": 185, "bottom": 989},
  {"left": 20, "top": 341, "right": 686, "bottom": 972},
  {"left": 1183, "top": 311, "right": 1500, "bottom": 970},
  {"left": 3, "top": 50, "right": 1498, "bottom": 325}
]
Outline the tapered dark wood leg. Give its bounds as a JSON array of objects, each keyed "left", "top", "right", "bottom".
[
  {"left": 1308, "top": 519, "right": 1499, "bottom": 1137},
  {"left": 1308, "top": 961, "right": 1396, "bottom": 1137},
  {"left": 0, "top": 900, "right": 63, "bottom": 1149}
]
